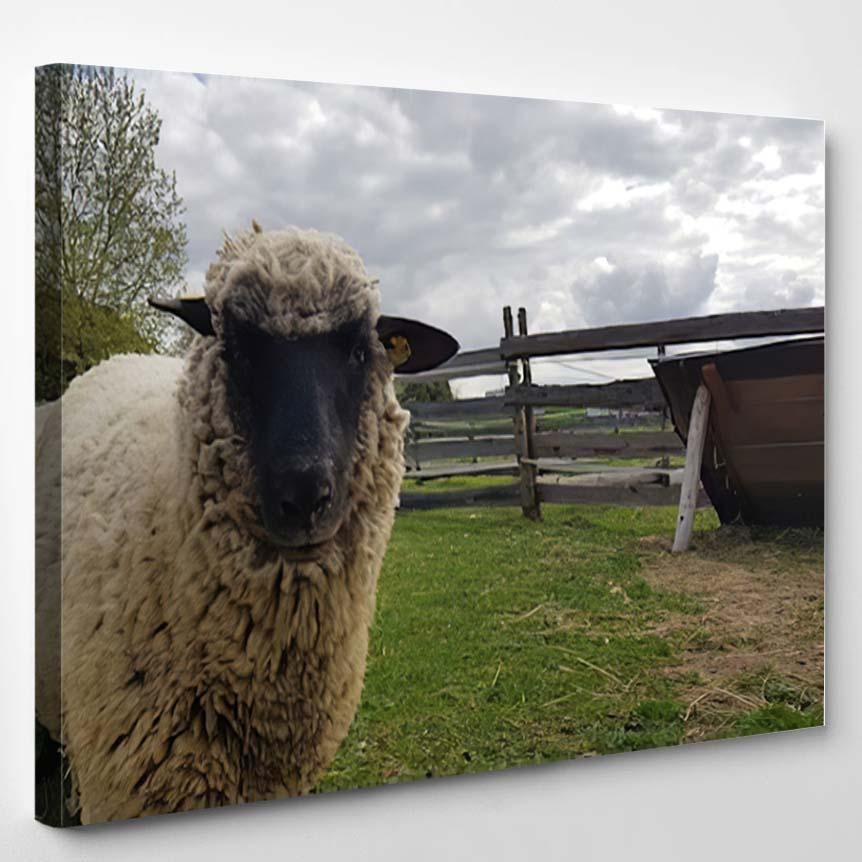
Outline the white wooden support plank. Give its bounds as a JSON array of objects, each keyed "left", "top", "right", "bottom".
[{"left": 672, "top": 383, "right": 711, "bottom": 553}]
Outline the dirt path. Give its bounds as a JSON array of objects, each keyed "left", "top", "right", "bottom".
[{"left": 637, "top": 527, "right": 824, "bottom": 739}]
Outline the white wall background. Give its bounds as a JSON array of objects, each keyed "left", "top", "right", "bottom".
[{"left": 1, "top": 2, "right": 858, "bottom": 859}]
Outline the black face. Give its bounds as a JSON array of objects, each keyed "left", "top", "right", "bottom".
[{"left": 222, "top": 309, "right": 375, "bottom": 556}]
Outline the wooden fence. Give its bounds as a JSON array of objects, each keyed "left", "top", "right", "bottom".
[{"left": 398, "top": 305, "right": 825, "bottom": 517}]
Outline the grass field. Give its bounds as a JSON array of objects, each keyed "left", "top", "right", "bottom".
[
  {"left": 410, "top": 406, "right": 664, "bottom": 437},
  {"left": 318, "top": 504, "right": 824, "bottom": 794},
  {"left": 411, "top": 406, "right": 591, "bottom": 437},
  {"left": 401, "top": 457, "right": 687, "bottom": 493}
]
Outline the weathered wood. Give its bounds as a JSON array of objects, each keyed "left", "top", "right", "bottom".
[
  {"left": 536, "top": 413, "right": 664, "bottom": 432},
  {"left": 398, "top": 478, "right": 707, "bottom": 510},
  {"left": 652, "top": 336, "right": 824, "bottom": 527},
  {"left": 409, "top": 430, "right": 682, "bottom": 464},
  {"left": 407, "top": 435, "right": 517, "bottom": 462},
  {"left": 506, "top": 378, "right": 666, "bottom": 410},
  {"left": 409, "top": 459, "right": 681, "bottom": 480},
  {"left": 538, "top": 482, "right": 709, "bottom": 508},
  {"left": 698, "top": 400, "right": 822, "bottom": 446},
  {"left": 672, "top": 384, "right": 711, "bottom": 552},
  {"left": 518, "top": 307, "right": 532, "bottom": 384},
  {"left": 501, "top": 307, "right": 824, "bottom": 360},
  {"left": 728, "top": 442, "right": 823, "bottom": 483},
  {"left": 528, "top": 460, "right": 680, "bottom": 475},
  {"left": 411, "top": 411, "right": 663, "bottom": 434},
  {"left": 405, "top": 396, "right": 510, "bottom": 421},
  {"left": 533, "top": 430, "right": 683, "bottom": 459},
  {"left": 721, "top": 374, "right": 824, "bottom": 406},
  {"left": 538, "top": 468, "right": 683, "bottom": 488},
  {"left": 514, "top": 409, "right": 539, "bottom": 518},
  {"left": 515, "top": 306, "right": 541, "bottom": 520},
  {"left": 701, "top": 362, "right": 736, "bottom": 414},
  {"left": 398, "top": 482, "right": 521, "bottom": 510}
]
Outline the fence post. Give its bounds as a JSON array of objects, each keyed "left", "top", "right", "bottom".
[
  {"left": 518, "top": 307, "right": 542, "bottom": 520},
  {"left": 504, "top": 306, "right": 541, "bottom": 520},
  {"left": 672, "top": 383, "right": 711, "bottom": 552}
]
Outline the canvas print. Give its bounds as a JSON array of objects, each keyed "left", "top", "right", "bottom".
[{"left": 34, "top": 65, "right": 825, "bottom": 826}]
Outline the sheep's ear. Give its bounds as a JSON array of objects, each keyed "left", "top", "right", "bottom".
[
  {"left": 376, "top": 316, "right": 459, "bottom": 374},
  {"left": 148, "top": 295, "right": 215, "bottom": 337}
]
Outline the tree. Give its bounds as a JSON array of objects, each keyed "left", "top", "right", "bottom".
[
  {"left": 394, "top": 379, "right": 454, "bottom": 403},
  {"left": 35, "top": 65, "right": 188, "bottom": 400}
]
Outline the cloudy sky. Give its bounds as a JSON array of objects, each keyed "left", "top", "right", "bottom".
[{"left": 131, "top": 69, "right": 824, "bottom": 396}]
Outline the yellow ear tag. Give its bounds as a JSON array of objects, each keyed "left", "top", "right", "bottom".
[{"left": 387, "top": 335, "right": 412, "bottom": 368}]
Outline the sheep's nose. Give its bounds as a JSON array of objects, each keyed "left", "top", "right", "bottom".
[{"left": 277, "top": 467, "right": 334, "bottom": 529}]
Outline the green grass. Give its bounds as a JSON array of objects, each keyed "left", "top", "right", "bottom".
[
  {"left": 720, "top": 668, "right": 824, "bottom": 738},
  {"left": 322, "top": 506, "right": 669, "bottom": 787},
  {"left": 402, "top": 458, "right": 686, "bottom": 493},
  {"left": 733, "top": 704, "right": 824, "bottom": 736},
  {"left": 412, "top": 407, "right": 663, "bottom": 438},
  {"left": 413, "top": 407, "right": 587, "bottom": 437},
  {"left": 317, "top": 505, "right": 823, "bottom": 793},
  {"left": 401, "top": 474, "right": 516, "bottom": 493}
]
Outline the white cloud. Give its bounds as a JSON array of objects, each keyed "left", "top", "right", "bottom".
[
  {"left": 127, "top": 69, "right": 824, "bottom": 387},
  {"left": 664, "top": 205, "right": 747, "bottom": 256},
  {"left": 753, "top": 144, "right": 782, "bottom": 171},
  {"left": 501, "top": 216, "right": 575, "bottom": 248},
  {"left": 575, "top": 252, "right": 719, "bottom": 326},
  {"left": 593, "top": 256, "right": 615, "bottom": 273},
  {"left": 577, "top": 178, "right": 670, "bottom": 212},
  {"left": 612, "top": 104, "right": 683, "bottom": 137}
]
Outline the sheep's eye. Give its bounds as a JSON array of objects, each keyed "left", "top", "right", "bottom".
[{"left": 351, "top": 344, "right": 367, "bottom": 365}]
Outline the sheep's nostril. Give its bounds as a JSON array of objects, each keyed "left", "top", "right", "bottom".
[
  {"left": 312, "top": 485, "right": 333, "bottom": 518},
  {"left": 273, "top": 469, "right": 334, "bottom": 532},
  {"left": 280, "top": 498, "right": 302, "bottom": 520}
]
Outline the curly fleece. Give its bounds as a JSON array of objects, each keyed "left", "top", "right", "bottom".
[{"left": 48, "top": 227, "right": 409, "bottom": 823}]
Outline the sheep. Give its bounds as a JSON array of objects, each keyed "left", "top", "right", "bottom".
[{"left": 35, "top": 224, "right": 458, "bottom": 824}]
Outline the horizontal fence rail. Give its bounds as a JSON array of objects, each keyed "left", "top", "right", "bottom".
[
  {"left": 536, "top": 482, "right": 709, "bottom": 508},
  {"left": 405, "top": 396, "right": 508, "bottom": 421},
  {"left": 407, "top": 435, "right": 517, "bottom": 462},
  {"left": 532, "top": 430, "right": 682, "bottom": 459},
  {"left": 405, "top": 430, "right": 682, "bottom": 465},
  {"left": 397, "top": 304, "right": 824, "bottom": 517},
  {"left": 399, "top": 481, "right": 710, "bottom": 511},
  {"left": 500, "top": 307, "right": 825, "bottom": 360},
  {"left": 505, "top": 378, "right": 665, "bottom": 410}
]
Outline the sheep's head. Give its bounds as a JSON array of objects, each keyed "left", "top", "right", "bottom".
[{"left": 151, "top": 226, "right": 457, "bottom": 557}]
